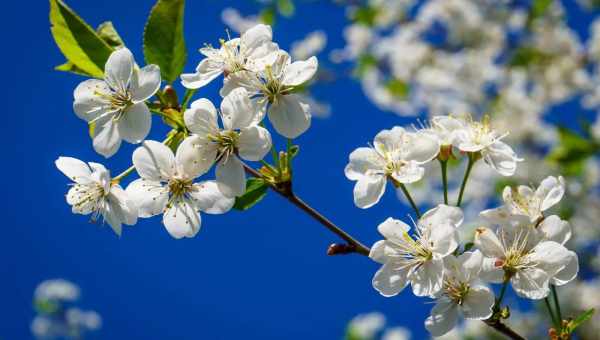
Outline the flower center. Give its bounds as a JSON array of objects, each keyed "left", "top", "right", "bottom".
[
  {"left": 209, "top": 130, "right": 239, "bottom": 162},
  {"left": 510, "top": 188, "right": 540, "bottom": 216},
  {"left": 168, "top": 178, "right": 193, "bottom": 199},
  {"left": 444, "top": 278, "right": 470, "bottom": 305},
  {"left": 71, "top": 183, "right": 106, "bottom": 221},
  {"left": 384, "top": 160, "right": 406, "bottom": 176},
  {"left": 401, "top": 232, "right": 433, "bottom": 262}
]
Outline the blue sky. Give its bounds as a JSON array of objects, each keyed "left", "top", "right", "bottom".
[{"left": 4, "top": 1, "right": 597, "bottom": 339}]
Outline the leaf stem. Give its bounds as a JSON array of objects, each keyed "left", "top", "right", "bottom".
[
  {"left": 456, "top": 154, "right": 476, "bottom": 207},
  {"left": 395, "top": 181, "right": 421, "bottom": 218},
  {"left": 551, "top": 285, "right": 563, "bottom": 326},
  {"left": 181, "top": 89, "right": 197, "bottom": 109},
  {"left": 241, "top": 163, "right": 370, "bottom": 256},
  {"left": 440, "top": 159, "right": 448, "bottom": 205},
  {"left": 545, "top": 297, "right": 559, "bottom": 328}
]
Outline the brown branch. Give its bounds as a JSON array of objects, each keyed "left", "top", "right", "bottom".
[
  {"left": 242, "top": 163, "right": 370, "bottom": 256},
  {"left": 484, "top": 318, "right": 527, "bottom": 340}
]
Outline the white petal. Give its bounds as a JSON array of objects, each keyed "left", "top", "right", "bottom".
[
  {"left": 390, "top": 161, "right": 424, "bottom": 184},
  {"left": 73, "top": 79, "right": 114, "bottom": 122},
  {"left": 132, "top": 140, "right": 176, "bottom": 181},
  {"left": 353, "top": 175, "right": 386, "bottom": 209},
  {"left": 103, "top": 202, "right": 124, "bottom": 236},
  {"left": 175, "top": 136, "right": 215, "bottom": 178},
  {"left": 181, "top": 58, "right": 223, "bottom": 89},
  {"left": 457, "top": 250, "right": 483, "bottom": 282},
  {"left": 125, "top": 179, "right": 168, "bottom": 218},
  {"left": 344, "top": 147, "right": 385, "bottom": 181},
  {"left": 282, "top": 56, "right": 318, "bottom": 86},
  {"left": 552, "top": 251, "right": 578, "bottom": 286},
  {"left": 479, "top": 257, "right": 505, "bottom": 283},
  {"left": 369, "top": 240, "right": 387, "bottom": 264},
  {"left": 539, "top": 215, "right": 571, "bottom": 245},
  {"left": 267, "top": 94, "right": 311, "bottom": 139},
  {"left": 219, "top": 70, "right": 263, "bottom": 98},
  {"left": 474, "top": 227, "right": 505, "bottom": 258},
  {"left": 118, "top": 103, "right": 151, "bottom": 144},
  {"left": 372, "top": 262, "right": 410, "bottom": 297},
  {"left": 537, "top": 176, "right": 565, "bottom": 211},
  {"left": 377, "top": 217, "right": 411, "bottom": 242},
  {"left": 104, "top": 48, "right": 134, "bottom": 92},
  {"left": 189, "top": 180, "right": 235, "bottom": 214},
  {"left": 55, "top": 157, "right": 93, "bottom": 184},
  {"left": 483, "top": 141, "right": 520, "bottom": 176},
  {"left": 374, "top": 127, "right": 406, "bottom": 155},
  {"left": 530, "top": 241, "right": 572, "bottom": 278},
  {"left": 428, "top": 223, "right": 459, "bottom": 257},
  {"left": 240, "top": 24, "right": 273, "bottom": 58},
  {"left": 220, "top": 87, "right": 256, "bottom": 130},
  {"left": 93, "top": 119, "right": 122, "bottom": 158},
  {"left": 216, "top": 156, "right": 246, "bottom": 197},
  {"left": 511, "top": 268, "right": 550, "bottom": 300},
  {"left": 131, "top": 64, "right": 161, "bottom": 103},
  {"left": 163, "top": 198, "right": 201, "bottom": 239},
  {"left": 425, "top": 299, "right": 459, "bottom": 337},
  {"left": 175, "top": 135, "right": 218, "bottom": 179},
  {"left": 410, "top": 258, "right": 444, "bottom": 297},
  {"left": 419, "top": 204, "right": 464, "bottom": 229},
  {"left": 184, "top": 98, "right": 219, "bottom": 135},
  {"left": 237, "top": 126, "right": 272, "bottom": 161},
  {"left": 462, "top": 285, "right": 494, "bottom": 319},
  {"left": 108, "top": 185, "right": 138, "bottom": 226},
  {"left": 404, "top": 131, "right": 440, "bottom": 163}
]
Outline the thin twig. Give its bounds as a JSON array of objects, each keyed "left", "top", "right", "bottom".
[{"left": 242, "top": 163, "right": 370, "bottom": 256}]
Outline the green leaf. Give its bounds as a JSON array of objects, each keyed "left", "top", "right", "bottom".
[
  {"left": 260, "top": 7, "right": 276, "bottom": 26},
  {"left": 143, "top": 0, "right": 187, "bottom": 83},
  {"left": 50, "top": 0, "right": 114, "bottom": 78},
  {"left": 233, "top": 178, "right": 269, "bottom": 211},
  {"left": 566, "top": 308, "right": 595, "bottom": 333},
  {"left": 96, "top": 21, "right": 125, "bottom": 48},
  {"left": 463, "top": 242, "right": 474, "bottom": 252},
  {"left": 509, "top": 47, "right": 552, "bottom": 68},
  {"left": 527, "top": 0, "right": 553, "bottom": 26},
  {"left": 55, "top": 21, "right": 125, "bottom": 77},
  {"left": 385, "top": 79, "right": 410, "bottom": 99},
  {"left": 547, "top": 127, "right": 600, "bottom": 176},
  {"left": 277, "top": 0, "right": 295, "bottom": 17},
  {"left": 352, "top": 6, "right": 378, "bottom": 26},
  {"left": 353, "top": 54, "right": 377, "bottom": 78},
  {"left": 288, "top": 145, "right": 300, "bottom": 159}
]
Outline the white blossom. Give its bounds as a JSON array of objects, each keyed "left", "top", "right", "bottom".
[
  {"left": 453, "top": 115, "right": 521, "bottom": 176},
  {"left": 181, "top": 24, "right": 279, "bottom": 89},
  {"left": 424, "top": 251, "right": 495, "bottom": 337},
  {"left": 347, "top": 312, "right": 386, "bottom": 339},
  {"left": 345, "top": 127, "right": 439, "bottom": 208},
  {"left": 73, "top": 48, "right": 160, "bottom": 158},
  {"left": 474, "top": 225, "right": 575, "bottom": 299},
  {"left": 182, "top": 88, "right": 272, "bottom": 197},
  {"left": 370, "top": 205, "right": 463, "bottom": 298},
  {"left": 220, "top": 51, "right": 318, "bottom": 138},
  {"left": 290, "top": 31, "right": 327, "bottom": 60},
  {"left": 126, "top": 141, "right": 234, "bottom": 239},
  {"left": 55, "top": 157, "right": 137, "bottom": 236},
  {"left": 34, "top": 279, "right": 80, "bottom": 304},
  {"left": 481, "top": 176, "right": 565, "bottom": 223}
]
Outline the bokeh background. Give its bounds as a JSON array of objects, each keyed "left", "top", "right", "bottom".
[{"left": 5, "top": 1, "right": 600, "bottom": 340}]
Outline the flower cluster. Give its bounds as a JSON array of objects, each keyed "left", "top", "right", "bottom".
[
  {"left": 56, "top": 24, "right": 319, "bottom": 239},
  {"left": 31, "top": 279, "right": 101, "bottom": 340},
  {"left": 50, "top": 3, "right": 591, "bottom": 336},
  {"left": 344, "top": 115, "right": 578, "bottom": 336}
]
